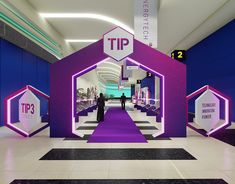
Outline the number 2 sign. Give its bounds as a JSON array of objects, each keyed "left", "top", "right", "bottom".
[{"left": 171, "top": 50, "right": 186, "bottom": 62}]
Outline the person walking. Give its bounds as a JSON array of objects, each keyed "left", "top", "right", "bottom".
[
  {"left": 97, "top": 93, "right": 105, "bottom": 122},
  {"left": 120, "top": 93, "right": 126, "bottom": 110}
]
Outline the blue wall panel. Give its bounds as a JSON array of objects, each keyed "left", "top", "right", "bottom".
[
  {"left": 187, "top": 19, "right": 235, "bottom": 121},
  {"left": 36, "top": 57, "right": 50, "bottom": 94},
  {"left": 22, "top": 51, "right": 37, "bottom": 87},
  {"left": 141, "top": 76, "right": 155, "bottom": 104},
  {"left": 0, "top": 39, "right": 50, "bottom": 126}
]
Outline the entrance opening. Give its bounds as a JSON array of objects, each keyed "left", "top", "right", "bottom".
[{"left": 72, "top": 58, "right": 164, "bottom": 142}]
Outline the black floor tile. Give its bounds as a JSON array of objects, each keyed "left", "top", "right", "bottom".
[
  {"left": 76, "top": 126, "right": 97, "bottom": 130},
  {"left": 134, "top": 121, "right": 150, "bottom": 124},
  {"left": 84, "top": 121, "right": 98, "bottom": 124},
  {"left": 64, "top": 135, "right": 90, "bottom": 140},
  {"left": 144, "top": 134, "right": 171, "bottom": 140},
  {"left": 212, "top": 129, "right": 235, "bottom": 147},
  {"left": 40, "top": 148, "right": 196, "bottom": 160},
  {"left": 138, "top": 126, "right": 158, "bottom": 130},
  {"left": 64, "top": 135, "right": 169, "bottom": 141},
  {"left": 10, "top": 179, "right": 228, "bottom": 184}
]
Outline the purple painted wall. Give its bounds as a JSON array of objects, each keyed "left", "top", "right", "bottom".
[{"left": 50, "top": 39, "right": 186, "bottom": 137}]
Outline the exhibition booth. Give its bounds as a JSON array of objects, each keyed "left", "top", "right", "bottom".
[
  {"left": 3, "top": 27, "right": 231, "bottom": 140},
  {"left": 50, "top": 27, "right": 186, "bottom": 138}
]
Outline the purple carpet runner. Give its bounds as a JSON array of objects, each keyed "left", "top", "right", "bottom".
[{"left": 88, "top": 107, "right": 147, "bottom": 143}]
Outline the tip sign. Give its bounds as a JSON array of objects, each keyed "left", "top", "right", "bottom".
[{"left": 103, "top": 27, "right": 133, "bottom": 61}]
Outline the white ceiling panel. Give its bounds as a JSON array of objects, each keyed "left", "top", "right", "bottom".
[
  {"left": 47, "top": 19, "right": 113, "bottom": 39},
  {"left": 24, "top": 0, "right": 234, "bottom": 54},
  {"left": 158, "top": 0, "right": 228, "bottom": 53}
]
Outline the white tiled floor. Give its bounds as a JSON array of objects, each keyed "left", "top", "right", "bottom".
[{"left": 0, "top": 102, "right": 235, "bottom": 183}]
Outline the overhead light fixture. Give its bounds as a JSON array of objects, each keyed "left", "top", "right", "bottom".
[
  {"left": 39, "top": 13, "right": 134, "bottom": 34},
  {"left": 100, "top": 61, "right": 121, "bottom": 69},
  {"left": 66, "top": 39, "right": 98, "bottom": 43},
  {"left": 97, "top": 71, "right": 120, "bottom": 76},
  {"left": 99, "top": 74, "right": 119, "bottom": 79},
  {"left": 96, "top": 67, "right": 120, "bottom": 74}
]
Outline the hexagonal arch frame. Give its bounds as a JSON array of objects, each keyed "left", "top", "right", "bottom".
[
  {"left": 50, "top": 27, "right": 186, "bottom": 138},
  {"left": 4, "top": 85, "right": 50, "bottom": 137},
  {"left": 186, "top": 85, "right": 231, "bottom": 137},
  {"left": 71, "top": 57, "right": 165, "bottom": 138}
]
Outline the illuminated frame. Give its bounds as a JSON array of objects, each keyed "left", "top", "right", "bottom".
[
  {"left": 39, "top": 13, "right": 134, "bottom": 34},
  {"left": 71, "top": 57, "right": 165, "bottom": 138},
  {"left": 0, "top": 12, "right": 62, "bottom": 59},
  {"left": 186, "top": 85, "right": 230, "bottom": 136},
  {"left": 4, "top": 85, "right": 50, "bottom": 137}
]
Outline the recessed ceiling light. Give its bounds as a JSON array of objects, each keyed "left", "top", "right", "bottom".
[
  {"left": 39, "top": 13, "right": 134, "bottom": 34},
  {"left": 99, "top": 61, "right": 121, "bottom": 69},
  {"left": 65, "top": 39, "right": 98, "bottom": 43},
  {"left": 96, "top": 67, "right": 120, "bottom": 74}
]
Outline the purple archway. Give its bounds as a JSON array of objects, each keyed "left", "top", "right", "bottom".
[{"left": 50, "top": 39, "right": 186, "bottom": 137}]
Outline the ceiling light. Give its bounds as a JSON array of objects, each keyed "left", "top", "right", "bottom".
[
  {"left": 96, "top": 71, "right": 120, "bottom": 77},
  {"left": 101, "top": 61, "right": 121, "bottom": 69},
  {"left": 66, "top": 39, "right": 98, "bottom": 43},
  {"left": 39, "top": 13, "right": 134, "bottom": 34},
  {"left": 96, "top": 67, "right": 120, "bottom": 74},
  {"left": 99, "top": 74, "right": 119, "bottom": 79}
]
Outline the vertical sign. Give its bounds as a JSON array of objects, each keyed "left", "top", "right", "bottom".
[
  {"left": 122, "top": 61, "right": 132, "bottom": 79},
  {"left": 134, "top": 0, "right": 158, "bottom": 48}
]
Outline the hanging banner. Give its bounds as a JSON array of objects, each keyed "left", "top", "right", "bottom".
[
  {"left": 122, "top": 60, "right": 132, "bottom": 79},
  {"left": 134, "top": 0, "right": 158, "bottom": 48}
]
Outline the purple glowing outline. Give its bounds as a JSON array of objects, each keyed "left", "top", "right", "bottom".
[
  {"left": 71, "top": 58, "right": 111, "bottom": 137},
  {"left": 4, "top": 85, "right": 50, "bottom": 137},
  {"left": 126, "top": 57, "right": 165, "bottom": 138},
  {"left": 5, "top": 87, "right": 29, "bottom": 137},
  {"left": 186, "top": 85, "right": 230, "bottom": 136},
  {"left": 71, "top": 57, "right": 166, "bottom": 138},
  {"left": 207, "top": 86, "right": 230, "bottom": 136}
]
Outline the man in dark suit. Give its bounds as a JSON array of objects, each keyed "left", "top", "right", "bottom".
[
  {"left": 120, "top": 93, "right": 126, "bottom": 110},
  {"left": 97, "top": 93, "right": 105, "bottom": 122}
]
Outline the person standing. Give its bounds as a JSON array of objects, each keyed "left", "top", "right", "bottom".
[
  {"left": 120, "top": 93, "right": 126, "bottom": 110},
  {"left": 97, "top": 93, "right": 105, "bottom": 122}
]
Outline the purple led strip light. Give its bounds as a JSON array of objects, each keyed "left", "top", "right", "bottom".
[
  {"left": 186, "top": 85, "right": 230, "bottom": 136},
  {"left": 126, "top": 57, "right": 165, "bottom": 138},
  {"left": 4, "top": 85, "right": 50, "bottom": 137},
  {"left": 71, "top": 58, "right": 110, "bottom": 137},
  {"left": 71, "top": 57, "right": 166, "bottom": 138}
]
